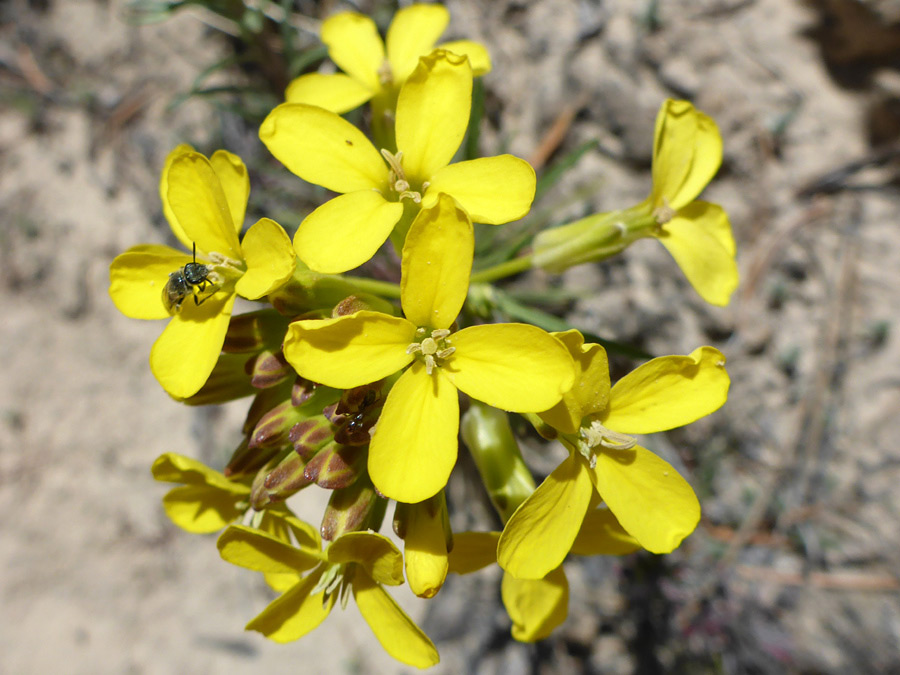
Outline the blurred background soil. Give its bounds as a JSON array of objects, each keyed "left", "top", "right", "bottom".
[{"left": 2, "top": 0, "right": 900, "bottom": 673}]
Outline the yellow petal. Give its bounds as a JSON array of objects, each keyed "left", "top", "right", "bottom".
[
  {"left": 651, "top": 99, "right": 723, "bottom": 211},
  {"left": 385, "top": 3, "right": 449, "bottom": 84},
  {"left": 109, "top": 244, "right": 191, "bottom": 320},
  {"left": 423, "top": 155, "right": 535, "bottom": 224},
  {"left": 437, "top": 40, "right": 492, "bottom": 76},
  {"left": 352, "top": 570, "right": 440, "bottom": 668},
  {"left": 590, "top": 445, "right": 700, "bottom": 554},
  {"left": 320, "top": 12, "right": 384, "bottom": 92},
  {"left": 404, "top": 496, "right": 450, "bottom": 598},
  {"left": 235, "top": 218, "right": 297, "bottom": 299},
  {"left": 446, "top": 324, "right": 575, "bottom": 412},
  {"left": 328, "top": 531, "right": 405, "bottom": 586},
  {"left": 151, "top": 452, "right": 247, "bottom": 493},
  {"left": 160, "top": 143, "right": 195, "bottom": 251},
  {"left": 259, "top": 510, "right": 322, "bottom": 552},
  {"left": 161, "top": 485, "right": 243, "bottom": 533},
  {"left": 657, "top": 201, "right": 738, "bottom": 306},
  {"left": 293, "top": 190, "right": 403, "bottom": 273},
  {"left": 217, "top": 525, "right": 322, "bottom": 574},
  {"left": 498, "top": 452, "right": 592, "bottom": 580},
  {"left": 149, "top": 293, "right": 235, "bottom": 398},
  {"left": 283, "top": 312, "right": 415, "bottom": 389},
  {"left": 501, "top": 567, "right": 569, "bottom": 642},
  {"left": 209, "top": 149, "right": 249, "bottom": 233},
  {"left": 395, "top": 50, "right": 472, "bottom": 183},
  {"left": 448, "top": 531, "right": 500, "bottom": 575},
  {"left": 605, "top": 346, "right": 729, "bottom": 434},
  {"left": 570, "top": 506, "right": 641, "bottom": 556},
  {"left": 369, "top": 364, "right": 459, "bottom": 503},
  {"left": 260, "top": 103, "right": 388, "bottom": 194},
  {"left": 165, "top": 151, "right": 242, "bottom": 260},
  {"left": 400, "top": 193, "right": 472, "bottom": 329},
  {"left": 246, "top": 569, "right": 335, "bottom": 643},
  {"left": 538, "top": 330, "right": 610, "bottom": 434},
  {"left": 284, "top": 72, "right": 374, "bottom": 113}
]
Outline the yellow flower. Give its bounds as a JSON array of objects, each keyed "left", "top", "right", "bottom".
[
  {"left": 396, "top": 492, "right": 452, "bottom": 598},
  {"left": 643, "top": 99, "right": 738, "bottom": 306},
  {"left": 285, "top": 3, "right": 490, "bottom": 115},
  {"left": 282, "top": 194, "right": 575, "bottom": 503},
  {"left": 217, "top": 524, "right": 439, "bottom": 668},
  {"left": 497, "top": 330, "right": 730, "bottom": 580},
  {"left": 261, "top": 50, "right": 535, "bottom": 273},
  {"left": 109, "top": 145, "right": 296, "bottom": 398},
  {"left": 448, "top": 513, "right": 640, "bottom": 642},
  {"left": 533, "top": 99, "right": 737, "bottom": 306}
]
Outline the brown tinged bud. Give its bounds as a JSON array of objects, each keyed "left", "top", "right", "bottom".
[
  {"left": 224, "top": 436, "right": 279, "bottom": 479},
  {"left": 248, "top": 350, "right": 293, "bottom": 389},
  {"left": 331, "top": 384, "right": 383, "bottom": 446},
  {"left": 223, "top": 309, "right": 290, "bottom": 353},
  {"left": 249, "top": 449, "right": 312, "bottom": 510},
  {"left": 303, "top": 442, "right": 365, "bottom": 489},
  {"left": 243, "top": 385, "right": 292, "bottom": 436},
  {"left": 249, "top": 400, "right": 305, "bottom": 451},
  {"left": 321, "top": 474, "right": 380, "bottom": 541},
  {"left": 291, "top": 378, "right": 318, "bottom": 407},
  {"left": 289, "top": 417, "right": 335, "bottom": 460}
]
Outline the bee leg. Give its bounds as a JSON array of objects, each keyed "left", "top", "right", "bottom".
[{"left": 194, "top": 281, "right": 218, "bottom": 306}]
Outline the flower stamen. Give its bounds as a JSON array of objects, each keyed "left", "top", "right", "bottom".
[
  {"left": 380, "top": 149, "right": 422, "bottom": 203},
  {"left": 407, "top": 328, "right": 456, "bottom": 375},
  {"left": 377, "top": 60, "right": 393, "bottom": 86},
  {"left": 652, "top": 198, "right": 676, "bottom": 226},
  {"left": 576, "top": 420, "right": 636, "bottom": 468}
]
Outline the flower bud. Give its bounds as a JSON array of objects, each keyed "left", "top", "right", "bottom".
[
  {"left": 320, "top": 474, "right": 380, "bottom": 541},
  {"left": 303, "top": 442, "right": 365, "bottom": 489},
  {"left": 248, "top": 349, "right": 292, "bottom": 389},
  {"left": 249, "top": 449, "right": 312, "bottom": 509},
  {"left": 289, "top": 417, "right": 335, "bottom": 460},
  {"left": 222, "top": 309, "right": 290, "bottom": 353},
  {"left": 249, "top": 400, "right": 305, "bottom": 451},
  {"left": 223, "top": 436, "right": 279, "bottom": 479}
]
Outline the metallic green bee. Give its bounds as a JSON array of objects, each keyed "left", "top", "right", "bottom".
[{"left": 162, "top": 243, "right": 217, "bottom": 313}]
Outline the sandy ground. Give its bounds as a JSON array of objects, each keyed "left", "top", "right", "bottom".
[{"left": 2, "top": 0, "right": 900, "bottom": 673}]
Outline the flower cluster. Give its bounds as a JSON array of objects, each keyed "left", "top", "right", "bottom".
[{"left": 111, "top": 4, "right": 736, "bottom": 668}]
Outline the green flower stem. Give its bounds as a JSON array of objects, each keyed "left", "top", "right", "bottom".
[
  {"left": 461, "top": 401, "right": 536, "bottom": 523},
  {"left": 332, "top": 275, "right": 402, "bottom": 299},
  {"left": 469, "top": 254, "right": 533, "bottom": 285},
  {"left": 532, "top": 207, "right": 660, "bottom": 272}
]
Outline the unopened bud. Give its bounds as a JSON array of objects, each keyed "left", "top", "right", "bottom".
[
  {"left": 223, "top": 309, "right": 289, "bottom": 353},
  {"left": 249, "top": 449, "right": 312, "bottom": 509},
  {"left": 248, "top": 350, "right": 292, "bottom": 389},
  {"left": 303, "top": 442, "right": 365, "bottom": 489},
  {"left": 249, "top": 400, "right": 304, "bottom": 451},
  {"left": 224, "top": 436, "right": 279, "bottom": 479},
  {"left": 289, "top": 417, "right": 335, "bottom": 460},
  {"left": 320, "top": 474, "right": 380, "bottom": 541},
  {"left": 291, "top": 378, "right": 317, "bottom": 407}
]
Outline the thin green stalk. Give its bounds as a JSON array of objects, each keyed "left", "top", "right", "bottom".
[
  {"left": 334, "top": 275, "right": 402, "bottom": 299},
  {"left": 470, "top": 254, "right": 533, "bottom": 284}
]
